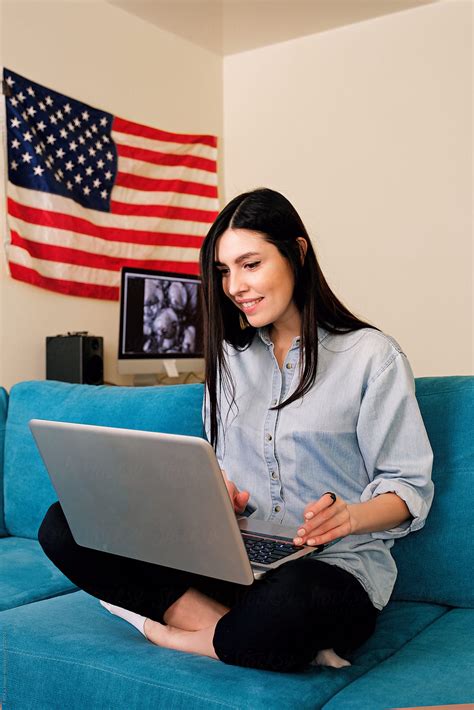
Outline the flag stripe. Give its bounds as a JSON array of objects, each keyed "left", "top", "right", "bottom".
[
  {"left": 112, "top": 182, "right": 217, "bottom": 208},
  {"left": 113, "top": 116, "right": 217, "bottom": 148},
  {"left": 116, "top": 142, "right": 216, "bottom": 173},
  {"left": 9, "top": 186, "right": 213, "bottom": 236},
  {"left": 115, "top": 171, "right": 218, "bottom": 199},
  {"left": 110, "top": 199, "right": 218, "bottom": 222},
  {"left": 10, "top": 229, "right": 201, "bottom": 274},
  {"left": 9, "top": 262, "right": 120, "bottom": 300},
  {"left": 8, "top": 196, "right": 206, "bottom": 248},
  {"left": 112, "top": 129, "right": 217, "bottom": 161},
  {"left": 117, "top": 155, "right": 218, "bottom": 186},
  {"left": 8, "top": 217, "right": 202, "bottom": 261}
]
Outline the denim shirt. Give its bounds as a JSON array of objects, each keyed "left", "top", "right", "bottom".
[{"left": 205, "top": 327, "right": 434, "bottom": 609}]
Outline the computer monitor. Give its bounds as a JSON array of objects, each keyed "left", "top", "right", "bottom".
[{"left": 117, "top": 267, "right": 205, "bottom": 385}]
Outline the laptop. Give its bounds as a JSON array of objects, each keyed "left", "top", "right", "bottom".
[{"left": 30, "top": 419, "right": 325, "bottom": 585}]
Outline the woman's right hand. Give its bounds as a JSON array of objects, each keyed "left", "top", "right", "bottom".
[{"left": 221, "top": 470, "right": 250, "bottom": 514}]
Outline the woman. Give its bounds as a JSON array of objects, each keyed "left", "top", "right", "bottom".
[{"left": 39, "top": 188, "right": 434, "bottom": 672}]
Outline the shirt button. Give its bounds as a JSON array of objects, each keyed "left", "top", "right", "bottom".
[
  {"left": 265, "top": 433, "right": 272, "bottom": 442},
  {"left": 274, "top": 505, "right": 281, "bottom": 512},
  {"left": 272, "top": 399, "right": 278, "bottom": 406},
  {"left": 285, "top": 362, "right": 293, "bottom": 369},
  {"left": 271, "top": 471, "right": 278, "bottom": 479}
]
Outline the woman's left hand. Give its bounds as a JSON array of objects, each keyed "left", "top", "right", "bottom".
[{"left": 293, "top": 492, "right": 353, "bottom": 547}]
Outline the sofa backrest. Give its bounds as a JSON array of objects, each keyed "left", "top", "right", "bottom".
[
  {"left": 0, "top": 387, "right": 8, "bottom": 536},
  {"left": 3, "top": 380, "right": 204, "bottom": 539},
  {"left": 392, "top": 376, "right": 474, "bottom": 608}
]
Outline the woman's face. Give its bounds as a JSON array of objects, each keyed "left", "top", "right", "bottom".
[{"left": 215, "top": 228, "right": 301, "bottom": 333}]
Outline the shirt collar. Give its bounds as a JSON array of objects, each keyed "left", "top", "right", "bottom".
[{"left": 257, "top": 326, "right": 328, "bottom": 349}]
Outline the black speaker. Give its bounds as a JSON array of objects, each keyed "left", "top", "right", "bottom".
[{"left": 46, "top": 332, "right": 104, "bottom": 385}]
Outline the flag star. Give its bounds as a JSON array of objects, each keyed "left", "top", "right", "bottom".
[
  {"left": 10, "top": 117, "right": 21, "bottom": 128},
  {"left": 83, "top": 186, "right": 91, "bottom": 196},
  {"left": 33, "top": 165, "right": 44, "bottom": 176},
  {"left": 6, "top": 76, "right": 15, "bottom": 87},
  {"left": 56, "top": 110, "right": 64, "bottom": 120},
  {"left": 85, "top": 166, "right": 94, "bottom": 176},
  {"left": 46, "top": 134, "right": 56, "bottom": 144},
  {"left": 11, "top": 160, "right": 18, "bottom": 170},
  {"left": 10, "top": 97, "right": 19, "bottom": 107},
  {"left": 56, "top": 148, "right": 65, "bottom": 159},
  {"left": 91, "top": 124, "right": 98, "bottom": 133},
  {"left": 88, "top": 147, "right": 96, "bottom": 157},
  {"left": 22, "top": 111, "right": 28, "bottom": 121},
  {"left": 64, "top": 103, "right": 72, "bottom": 114},
  {"left": 74, "top": 174, "right": 83, "bottom": 184},
  {"left": 58, "top": 169, "right": 64, "bottom": 177},
  {"left": 85, "top": 129, "right": 92, "bottom": 139},
  {"left": 36, "top": 121, "right": 46, "bottom": 131},
  {"left": 100, "top": 117, "right": 107, "bottom": 127},
  {"left": 17, "top": 92, "right": 26, "bottom": 103},
  {"left": 60, "top": 128, "right": 68, "bottom": 138},
  {"left": 27, "top": 106, "right": 37, "bottom": 117},
  {"left": 78, "top": 135, "right": 85, "bottom": 145},
  {"left": 22, "top": 152, "right": 32, "bottom": 163},
  {"left": 38, "top": 101, "right": 46, "bottom": 111},
  {"left": 45, "top": 95, "right": 53, "bottom": 106},
  {"left": 105, "top": 170, "right": 112, "bottom": 180},
  {"left": 93, "top": 178, "right": 101, "bottom": 188},
  {"left": 54, "top": 172, "right": 62, "bottom": 182},
  {"left": 106, "top": 151, "right": 113, "bottom": 161},
  {"left": 65, "top": 160, "right": 74, "bottom": 170},
  {"left": 77, "top": 155, "right": 86, "bottom": 165},
  {"left": 69, "top": 141, "right": 77, "bottom": 151},
  {"left": 82, "top": 111, "right": 90, "bottom": 121},
  {"left": 97, "top": 159, "right": 105, "bottom": 169},
  {"left": 95, "top": 141, "right": 102, "bottom": 150},
  {"left": 50, "top": 115, "right": 58, "bottom": 125},
  {"left": 102, "top": 135, "right": 110, "bottom": 143},
  {"left": 11, "top": 139, "right": 20, "bottom": 149},
  {"left": 27, "top": 86, "right": 35, "bottom": 97},
  {"left": 66, "top": 181, "right": 73, "bottom": 190},
  {"left": 101, "top": 189, "right": 108, "bottom": 199},
  {"left": 23, "top": 131, "right": 33, "bottom": 142},
  {"left": 35, "top": 144, "right": 43, "bottom": 155},
  {"left": 67, "top": 122, "right": 74, "bottom": 131},
  {"left": 73, "top": 118, "right": 81, "bottom": 127}
]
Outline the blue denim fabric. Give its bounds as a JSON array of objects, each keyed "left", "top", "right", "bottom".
[{"left": 206, "top": 328, "right": 434, "bottom": 609}]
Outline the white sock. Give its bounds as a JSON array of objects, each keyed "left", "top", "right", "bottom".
[
  {"left": 100, "top": 600, "right": 147, "bottom": 637},
  {"left": 312, "top": 648, "right": 351, "bottom": 668}
]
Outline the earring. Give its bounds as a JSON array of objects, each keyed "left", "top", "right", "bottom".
[{"left": 239, "top": 313, "right": 249, "bottom": 330}]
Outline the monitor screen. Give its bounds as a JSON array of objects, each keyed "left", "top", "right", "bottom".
[{"left": 118, "top": 267, "right": 204, "bottom": 368}]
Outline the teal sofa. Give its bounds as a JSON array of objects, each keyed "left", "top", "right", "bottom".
[{"left": 0, "top": 377, "right": 473, "bottom": 709}]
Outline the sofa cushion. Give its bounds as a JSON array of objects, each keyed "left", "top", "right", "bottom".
[
  {"left": 0, "top": 536, "right": 76, "bottom": 611},
  {"left": 392, "top": 376, "right": 474, "bottom": 608},
  {"left": 0, "top": 592, "right": 447, "bottom": 710},
  {"left": 3, "top": 380, "right": 205, "bottom": 539},
  {"left": 322, "top": 608, "right": 474, "bottom": 709},
  {"left": 0, "top": 387, "right": 8, "bottom": 536}
]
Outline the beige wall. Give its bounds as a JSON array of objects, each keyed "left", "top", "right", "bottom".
[
  {"left": 0, "top": 0, "right": 223, "bottom": 389},
  {"left": 223, "top": 0, "right": 473, "bottom": 376}
]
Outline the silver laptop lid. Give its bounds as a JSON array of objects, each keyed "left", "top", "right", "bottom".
[{"left": 30, "top": 419, "right": 255, "bottom": 585}]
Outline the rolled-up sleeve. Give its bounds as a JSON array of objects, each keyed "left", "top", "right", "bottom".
[{"left": 357, "top": 352, "right": 434, "bottom": 539}]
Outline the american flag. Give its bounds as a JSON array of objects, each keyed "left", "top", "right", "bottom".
[{"left": 2, "top": 69, "right": 219, "bottom": 300}]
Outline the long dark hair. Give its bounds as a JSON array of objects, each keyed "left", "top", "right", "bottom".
[{"left": 200, "top": 188, "right": 375, "bottom": 448}]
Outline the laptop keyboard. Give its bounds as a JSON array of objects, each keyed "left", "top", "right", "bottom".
[{"left": 242, "top": 533, "right": 302, "bottom": 566}]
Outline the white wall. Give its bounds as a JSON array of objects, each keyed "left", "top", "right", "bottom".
[
  {"left": 223, "top": 0, "right": 472, "bottom": 376},
  {"left": 0, "top": 0, "right": 223, "bottom": 389}
]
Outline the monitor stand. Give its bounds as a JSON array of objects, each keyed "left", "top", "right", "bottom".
[{"left": 132, "top": 360, "right": 180, "bottom": 387}]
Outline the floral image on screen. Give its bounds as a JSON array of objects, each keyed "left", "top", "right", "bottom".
[{"left": 143, "top": 278, "right": 200, "bottom": 355}]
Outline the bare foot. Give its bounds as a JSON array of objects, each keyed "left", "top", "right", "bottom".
[
  {"left": 144, "top": 619, "right": 219, "bottom": 660},
  {"left": 163, "top": 588, "right": 229, "bottom": 631},
  {"left": 312, "top": 648, "right": 351, "bottom": 668}
]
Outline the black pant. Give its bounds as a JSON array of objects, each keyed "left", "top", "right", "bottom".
[{"left": 38, "top": 502, "right": 378, "bottom": 672}]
